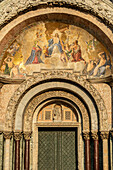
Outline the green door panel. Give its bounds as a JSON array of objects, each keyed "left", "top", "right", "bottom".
[{"left": 38, "top": 128, "right": 77, "bottom": 170}]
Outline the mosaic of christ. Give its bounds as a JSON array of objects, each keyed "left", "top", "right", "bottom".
[{"left": 0, "top": 22, "right": 112, "bottom": 79}]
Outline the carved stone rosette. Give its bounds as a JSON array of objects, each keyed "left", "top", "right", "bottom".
[
  {"left": 91, "top": 132, "right": 98, "bottom": 140},
  {"left": 3, "top": 132, "right": 12, "bottom": 139},
  {"left": 100, "top": 131, "right": 109, "bottom": 140},
  {"left": 24, "top": 132, "right": 31, "bottom": 140},
  {"left": 14, "top": 132, "right": 22, "bottom": 141},
  {"left": 83, "top": 132, "right": 90, "bottom": 140}
]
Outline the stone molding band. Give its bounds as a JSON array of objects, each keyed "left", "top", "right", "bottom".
[{"left": 2, "top": 131, "right": 110, "bottom": 139}]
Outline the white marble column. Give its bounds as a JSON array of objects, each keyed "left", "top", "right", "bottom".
[
  {"left": 3, "top": 132, "right": 12, "bottom": 170},
  {"left": 100, "top": 131, "right": 109, "bottom": 170}
]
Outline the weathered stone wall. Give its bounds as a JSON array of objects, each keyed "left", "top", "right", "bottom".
[
  {"left": 93, "top": 83, "right": 111, "bottom": 129},
  {"left": 0, "top": 84, "right": 19, "bottom": 131}
]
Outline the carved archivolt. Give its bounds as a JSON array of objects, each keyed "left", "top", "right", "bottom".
[
  {"left": 0, "top": 0, "right": 113, "bottom": 29},
  {"left": 23, "top": 90, "right": 89, "bottom": 132},
  {"left": 5, "top": 71, "right": 108, "bottom": 130}
]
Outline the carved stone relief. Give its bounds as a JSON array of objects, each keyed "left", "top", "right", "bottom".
[
  {"left": 5, "top": 71, "right": 108, "bottom": 131},
  {"left": 53, "top": 104, "right": 62, "bottom": 122},
  {"left": 23, "top": 90, "right": 89, "bottom": 132},
  {"left": 0, "top": 0, "right": 113, "bottom": 29}
]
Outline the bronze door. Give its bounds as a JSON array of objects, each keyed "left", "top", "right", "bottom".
[{"left": 38, "top": 127, "right": 77, "bottom": 170}]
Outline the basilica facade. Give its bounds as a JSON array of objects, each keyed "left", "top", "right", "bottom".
[{"left": 0, "top": 0, "right": 113, "bottom": 169}]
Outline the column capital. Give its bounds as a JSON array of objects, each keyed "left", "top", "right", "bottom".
[
  {"left": 109, "top": 82, "right": 113, "bottom": 88},
  {"left": 3, "top": 132, "right": 12, "bottom": 139},
  {"left": 110, "top": 129, "right": 113, "bottom": 137},
  {"left": 14, "top": 132, "right": 22, "bottom": 141},
  {"left": 24, "top": 132, "right": 31, "bottom": 140},
  {"left": 83, "top": 132, "right": 90, "bottom": 140},
  {"left": 91, "top": 132, "right": 99, "bottom": 140},
  {"left": 0, "top": 83, "right": 3, "bottom": 89},
  {"left": 100, "top": 131, "right": 109, "bottom": 140}
]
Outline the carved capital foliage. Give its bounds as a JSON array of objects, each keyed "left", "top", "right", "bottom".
[
  {"left": 24, "top": 132, "right": 31, "bottom": 140},
  {"left": 100, "top": 131, "right": 109, "bottom": 140},
  {"left": 110, "top": 129, "right": 113, "bottom": 138},
  {"left": 83, "top": 132, "right": 90, "bottom": 140},
  {"left": 14, "top": 132, "right": 22, "bottom": 141},
  {"left": 3, "top": 132, "right": 12, "bottom": 139},
  {"left": 91, "top": 132, "right": 98, "bottom": 140},
  {"left": 0, "top": 83, "right": 3, "bottom": 89}
]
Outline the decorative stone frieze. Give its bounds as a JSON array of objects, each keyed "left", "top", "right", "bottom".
[
  {"left": 100, "top": 131, "right": 109, "bottom": 140},
  {"left": 0, "top": 0, "right": 113, "bottom": 29},
  {"left": 14, "top": 132, "right": 22, "bottom": 141},
  {"left": 24, "top": 132, "right": 31, "bottom": 140},
  {"left": 91, "top": 132, "right": 99, "bottom": 140},
  {"left": 83, "top": 132, "right": 90, "bottom": 140},
  {"left": 3, "top": 132, "right": 12, "bottom": 139}
]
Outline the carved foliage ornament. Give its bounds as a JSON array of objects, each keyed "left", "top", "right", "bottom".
[
  {"left": 91, "top": 132, "right": 99, "bottom": 140},
  {"left": 23, "top": 90, "right": 89, "bottom": 132},
  {"left": 0, "top": 0, "right": 113, "bottom": 29},
  {"left": 5, "top": 71, "right": 107, "bottom": 130},
  {"left": 3, "top": 132, "right": 12, "bottom": 139},
  {"left": 24, "top": 132, "right": 31, "bottom": 140},
  {"left": 100, "top": 131, "right": 109, "bottom": 140},
  {"left": 83, "top": 132, "right": 90, "bottom": 140},
  {"left": 14, "top": 132, "right": 22, "bottom": 141}
]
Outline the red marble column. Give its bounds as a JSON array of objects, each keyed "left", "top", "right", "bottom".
[
  {"left": 83, "top": 132, "right": 91, "bottom": 170},
  {"left": 14, "top": 132, "right": 22, "bottom": 170},
  {"left": 24, "top": 133, "right": 31, "bottom": 170},
  {"left": 92, "top": 132, "right": 99, "bottom": 170}
]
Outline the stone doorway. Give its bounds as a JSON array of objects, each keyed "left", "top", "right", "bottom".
[{"left": 38, "top": 127, "right": 78, "bottom": 170}]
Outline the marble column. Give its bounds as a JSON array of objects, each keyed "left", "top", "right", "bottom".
[
  {"left": 14, "top": 132, "right": 22, "bottom": 170},
  {"left": 100, "top": 131, "right": 109, "bottom": 170},
  {"left": 92, "top": 132, "right": 99, "bottom": 170},
  {"left": 83, "top": 132, "right": 91, "bottom": 170},
  {"left": 3, "top": 132, "right": 12, "bottom": 170},
  {"left": 110, "top": 130, "right": 113, "bottom": 170},
  {"left": 24, "top": 132, "right": 31, "bottom": 170}
]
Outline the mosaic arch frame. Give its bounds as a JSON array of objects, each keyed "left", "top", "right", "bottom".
[
  {"left": 0, "top": 9, "right": 113, "bottom": 80},
  {"left": 5, "top": 71, "right": 108, "bottom": 132}
]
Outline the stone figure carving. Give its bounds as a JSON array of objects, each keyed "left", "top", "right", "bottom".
[{"left": 53, "top": 104, "right": 62, "bottom": 121}]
